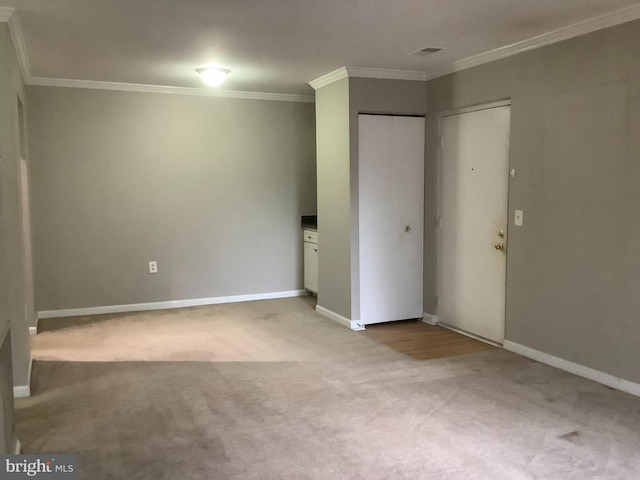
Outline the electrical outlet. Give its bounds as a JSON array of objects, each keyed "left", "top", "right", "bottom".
[
  {"left": 514, "top": 210, "right": 524, "bottom": 226},
  {"left": 149, "top": 261, "right": 158, "bottom": 273}
]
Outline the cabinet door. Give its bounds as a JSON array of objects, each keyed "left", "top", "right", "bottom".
[
  {"left": 304, "top": 242, "right": 318, "bottom": 293},
  {"left": 358, "top": 115, "right": 424, "bottom": 324}
]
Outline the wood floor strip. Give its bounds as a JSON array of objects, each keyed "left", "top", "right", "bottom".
[{"left": 361, "top": 320, "right": 496, "bottom": 360}]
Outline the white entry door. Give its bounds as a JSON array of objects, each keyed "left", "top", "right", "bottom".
[
  {"left": 358, "top": 114, "right": 424, "bottom": 325},
  {"left": 438, "top": 104, "right": 511, "bottom": 343}
]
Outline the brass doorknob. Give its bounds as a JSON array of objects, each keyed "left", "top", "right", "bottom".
[
  {"left": 498, "top": 230, "right": 505, "bottom": 239},
  {"left": 494, "top": 243, "right": 505, "bottom": 251},
  {"left": 405, "top": 225, "right": 411, "bottom": 233}
]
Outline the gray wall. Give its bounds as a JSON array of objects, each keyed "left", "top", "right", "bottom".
[
  {"left": 28, "top": 87, "right": 316, "bottom": 311},
  {"left": 315, "top": 77, "right": 427, "bottom": 320},
  {"left": 427, "top": 20, "right": 640, "bottom": 383},
  {"left": 315, "top": 79, "right": 351, "bottom": 318},
  {"left": 0, "top": 334, "right": 15, "bottom": 453},
  {"left": 1, "top": 26, "right": 32, "bottom": 388},
  {"left": 0, "top": 22, "right": 33, "bottom": 452}
]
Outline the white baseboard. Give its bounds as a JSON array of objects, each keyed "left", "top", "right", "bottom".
[
  {"left": 438, "top": 322, "right": 503, "bottom": 347},
  {"left": 504, "top": 340, "right": 640, "bottom": 398},
  {"left": 37, "top": 290, "right": 308, "bottom": 319},
  {"left": 315, "top": 305, "right": 365, "bottom": 331},
  {"left": 13, "top": 385, "right": 30, "bottom": 398},
  {"left": 13, "top": 353, "right": 33, "bottom": 398},
  {"left": 422, "top": 313, "right": 438, "bottom": 325},
  {"left": 15, "top": 439, "right": 20, "bottom": 455}
]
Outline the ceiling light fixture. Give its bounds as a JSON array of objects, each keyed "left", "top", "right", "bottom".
[{"left": 196, "top": 67, "right": 230, "bottom": 87}]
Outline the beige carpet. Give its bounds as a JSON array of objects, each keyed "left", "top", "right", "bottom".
[
  {"left": 16, "top": 297, "right": 640, "bottom": 479},
  {"left": 32, "top": 297, "right": 324, "bottom": 362}
]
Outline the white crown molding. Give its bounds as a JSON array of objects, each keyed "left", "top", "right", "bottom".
[
  {"left": 309, "top": 67, "right": 348, "bottom": 90},
  {"left": 309, "top": 66, "right": 428, "bottom": 90},
  {"left": 427, "top": 3, "right": 640, "bottom": 80},
  {"left": 0, "top": 6, "right": 14, "bottom": 22},
  {"left": 8, "top": 10, "right": 32, "bottom": 82},
  {"left": 3, "top": 8, "right": 313, "bottom": 103},
  {"left": 345, "top": 66, "right": 428, "bottom": 82},
  {"left": 28, "top": 76, "right": 315, "bottom": 103},
  {"left": 1, "top": 7, "right": 31, "bottom": 82},
  {"left": 8, "top": 3, "right": 640, "bottom": 98}
]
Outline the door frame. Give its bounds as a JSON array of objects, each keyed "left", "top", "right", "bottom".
[{"left": 435, "top": 99, "right": 512, "bottom": 345}]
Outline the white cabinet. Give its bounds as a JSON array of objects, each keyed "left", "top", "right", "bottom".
[
  {"left": 303, "top": 229, "right": 318, "bottom": 294},
  {"left": 358, "top": 114, "right": 425, "bottom": 324}
]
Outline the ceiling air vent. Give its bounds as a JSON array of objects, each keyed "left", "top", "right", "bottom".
[{"left": 410, "top": 47, "right": 443, "bottom": 56}]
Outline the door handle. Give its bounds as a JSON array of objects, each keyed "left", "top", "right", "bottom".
[{"left": 494, "top": 243, "right": 505, "bottom": 251}]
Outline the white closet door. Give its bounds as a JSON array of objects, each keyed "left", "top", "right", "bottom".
[{"left": 358, "top": 115, "right": 424, "bottom": 325}]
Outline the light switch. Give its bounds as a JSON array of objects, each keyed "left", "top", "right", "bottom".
[{"left": 514, "top": 210, "right": 524, "bottom": 226}]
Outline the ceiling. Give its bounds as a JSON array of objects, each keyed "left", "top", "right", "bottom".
[{"left": 2, "top": 0, "right": 640, "bottom": 99}]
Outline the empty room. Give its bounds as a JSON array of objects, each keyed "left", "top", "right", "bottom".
[{"left": 1, "top": 1, "right": 640, "bottom": 478}]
